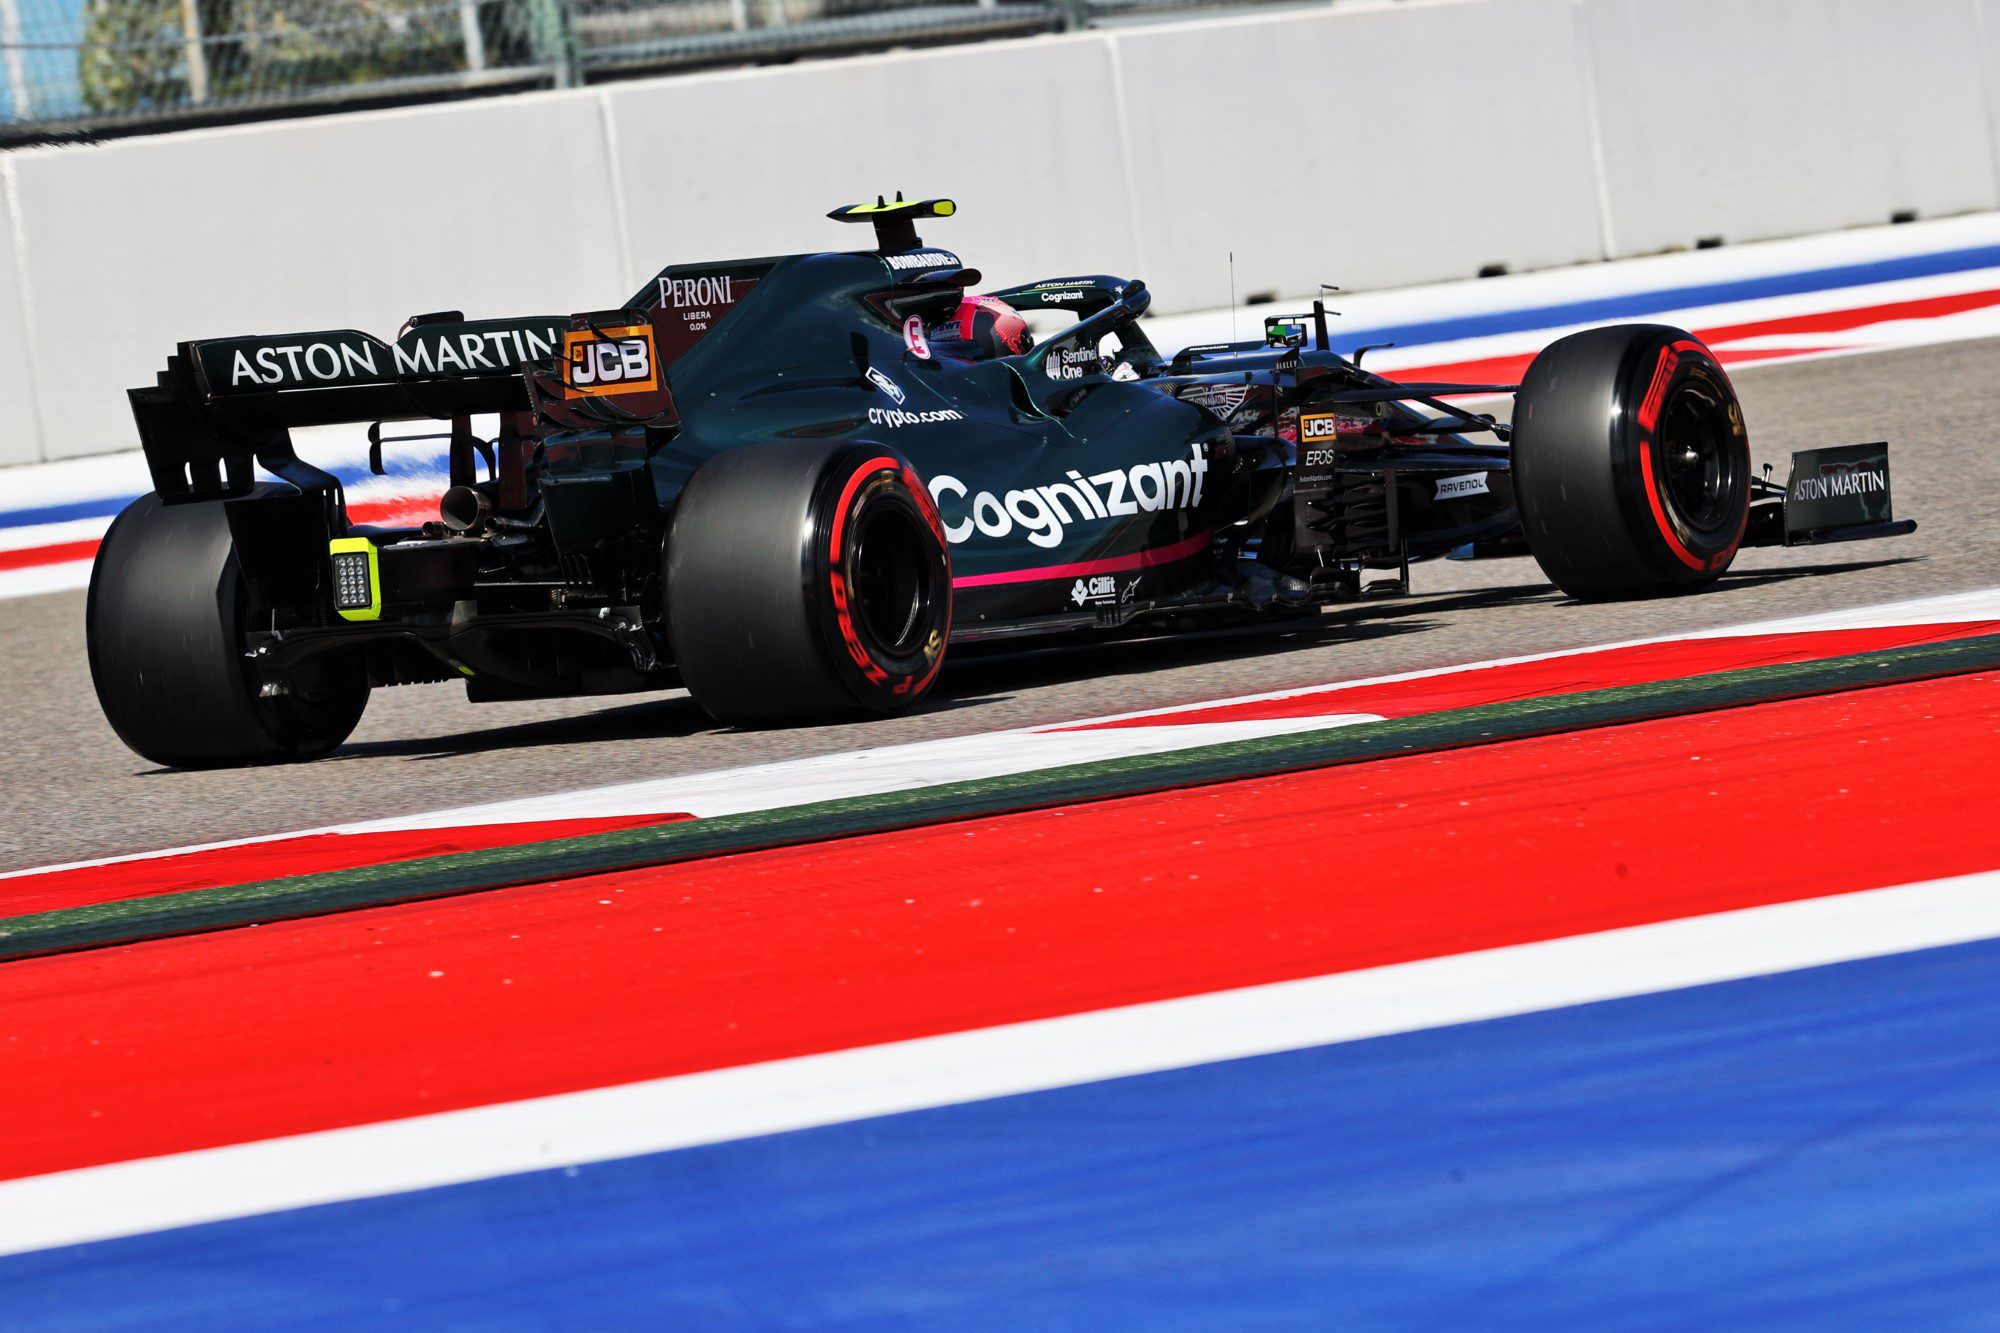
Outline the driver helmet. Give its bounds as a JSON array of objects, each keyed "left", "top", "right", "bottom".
[{"left": 932, "top": 295, "right": 1034, "bottom": 361}]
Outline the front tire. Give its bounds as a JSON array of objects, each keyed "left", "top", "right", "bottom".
[
  {"left": 87, "top": 490, "right": 368, "bottom": 767},
  {"left": 664, "top": 442, "right": 952, "bottom": 725},
  {"left": 1512, "top": 324, "right": 1750, "bottom": 599}
]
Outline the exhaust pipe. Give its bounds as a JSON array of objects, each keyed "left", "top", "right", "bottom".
[{"left": 440, "top": 486, "right": 492, "bottom": 533}]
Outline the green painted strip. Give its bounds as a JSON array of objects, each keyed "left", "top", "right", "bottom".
[{"left": 6, "top": 630, "right": 1998, "bottom": 962}]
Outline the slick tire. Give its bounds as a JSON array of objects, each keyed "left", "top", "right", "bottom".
[
  {"left": 87, "top": 489, "right": 368, "bottom": 767},
  {"left": 1512, "top": 324, "right": 1750, "bottom": 599},
  {"left": 665, "top": 441, "right": 952, "bottom": 725}
]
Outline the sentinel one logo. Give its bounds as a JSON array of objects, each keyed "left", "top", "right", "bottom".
[
  {"left": 927, "top": 444, "right": 1208, "bottom": 549},
  {"left": 1792, "top": 463, "right": 1886, "bottom": 501},
  {"left": 1046, "top": 346, "right": 1100, "bottom": 382}
]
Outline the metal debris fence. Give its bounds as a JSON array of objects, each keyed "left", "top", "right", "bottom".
[{"left": 0, "top": 0, "right": 1289, "bottom": 140}]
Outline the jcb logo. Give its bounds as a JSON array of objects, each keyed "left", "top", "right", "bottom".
[
  {"left": 1299, "top": 413, "right": 1341, "bottom": 441},
  {"left": 562, "top": 325, "right": 659, "bottom": 398}
]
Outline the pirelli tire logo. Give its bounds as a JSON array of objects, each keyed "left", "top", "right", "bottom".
[{"left": 562, "top": 325, "right": 658, "bottom": 399}]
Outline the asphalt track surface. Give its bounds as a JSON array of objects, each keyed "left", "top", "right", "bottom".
[{"left": 4, "top": 336, "right": 1997, "bottom": 871}]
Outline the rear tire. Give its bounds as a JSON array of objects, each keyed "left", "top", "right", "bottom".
[
  {"left": 87, "top": 490, "right": 368, "bottom": 767},
  {"left": 664, "top": 442, "right": 952, "bottom": 725},
  {"left": 1512, "top": 324, "right": 1750, "bottom": 599}
]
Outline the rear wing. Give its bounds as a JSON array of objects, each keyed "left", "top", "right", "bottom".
[{"left": 130, "top": 313, "right": 564, "bottom": 502}]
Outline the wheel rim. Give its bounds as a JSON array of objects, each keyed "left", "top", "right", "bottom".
[
  {"left": 850, "top": 502, "right": 937, "bottom": 658},
  {"left": 1655, "top": 381, "right": 1743, "bottom": 539}
]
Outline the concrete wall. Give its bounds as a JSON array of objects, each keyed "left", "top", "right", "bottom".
[
  {"left": 0, "top": 160, "right": 45, "bottom": 465},
  {"left": 605, "top": 37, "right": 1147, "bottom": 298},
  {"left": 4, "top": 0, "right": 1998, "bottom": 462},
  {"left": 1585, "top": 0, "right": 1997, "bottom": 259},
  {"left": 8, "top": 91, "right": 632, "bottom": 456},
  {"left": 1114, "top": 0, "right": 1605, "bottom": 310}
]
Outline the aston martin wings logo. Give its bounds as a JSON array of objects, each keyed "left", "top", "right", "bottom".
[{"left": 1178, "top": 382, "right": 1249, "bottom": 415}]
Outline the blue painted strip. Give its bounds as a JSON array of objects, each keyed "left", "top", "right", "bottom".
[
  {"left": 1329, "top": 241, "right": 2000, "bottom": 358},
  {"left": 0, "top": 450, "right": 452, "bottom": 532},
  {"left": 0, "top": 494, "right": 132, "bottom": 528},
  {"left": 7, "top": 936, "right": 2000, "bottom": 1329}
]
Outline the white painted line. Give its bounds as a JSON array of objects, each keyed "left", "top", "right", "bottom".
[
  {"left": 0, "top": 449, "right": 147, "bottom": 516},
  {"left": 5, "top": 866, "right": 1997, "bottom": 1257},
  {"left": 1224, "top": 262, "right": 2000, "bottom": 377},
  {"left": 365, "top": 714, "right": 1382, "bottom": 830},
  {"left": 0, "top": 715, "right": 1384, "bottom": 880},
  {"left": 7, "top": 585, "right": 1996, "bottom": 884},
  {"left": 0, "top": 515, "right": 109, "bottom": 554},
  {"left": 1138, "top": 211, "right": 2000, "bottom": 361},
  {"left": 1064, "top": 585, "right": 2000, "bottom": 728},
  {"left": 1698, "top": 585, "right": 2000, "bottom": 637},
  {"left": 0, "top": 423, "right": 467, "bottom": 522},
  {"left": 0, "top": 559, "right": 92, "bottom": 600}
]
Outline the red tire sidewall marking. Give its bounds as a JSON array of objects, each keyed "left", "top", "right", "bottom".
[
  {"left": 1633, "top": 338, "right": 1743, "bottom": 574},
  {"left": 824, "top": 454, "right": 949, "bottom": 698},
  {"left": 826, "top": 456, "right": 900, "bottom": 689},
  {"left": 899, "top": 463, "right": 951, "bottom": 698}
]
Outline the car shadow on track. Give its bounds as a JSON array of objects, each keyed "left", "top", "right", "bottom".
[
  {"left": 325, "top": 678, "right": 1021, "bottom": 764},
  {"left": 1525, "top": 555, "right": 1922, "bottom": 607},
  {"left": 320, "top": 583, "right": 1559, "bottom": 764},
  {"left": 944, "top": 554, "right": 1922, "bottom": 699},
  {"left": 944, "top": 587, "right": 1546, "bottom": 696},
  {"left": 1710, "top": 555, "right": 1921, "bottom": 593},
  {"left": 312, "top": 558, "right": 1910, "bottom": 766},
  {"left": 327, "top": 703, "right": 702, "bottom": 762}
]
